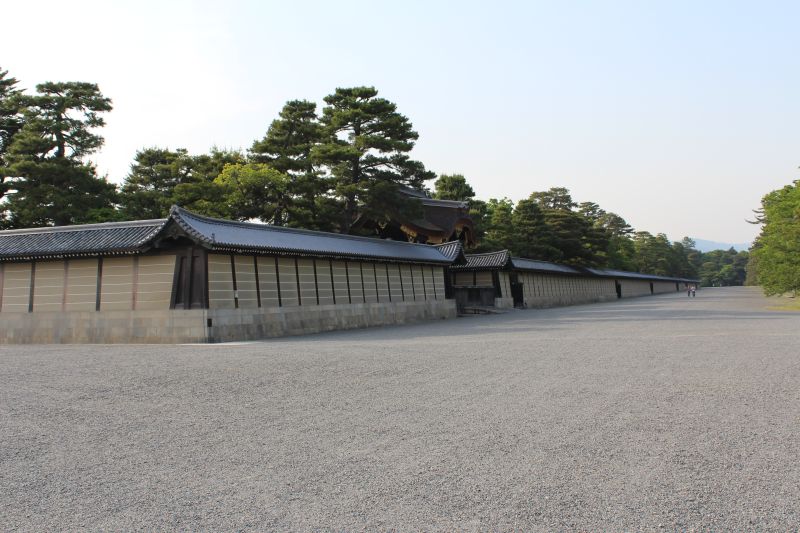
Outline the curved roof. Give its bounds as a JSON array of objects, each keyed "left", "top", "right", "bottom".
[
  {"left": 0, "top": 219, "right": 166, "bottom": 260},
  {"left": 434, "top": 241, "right": 466, "bottom": 264},
  {"left": 170, "top": 207, "right": 453, "bottom": 264},
  {"left": 0, "top": 207, "right": 456, "bottom": 264},
  {"left": 449, "top": 250, "right": 511, "bottom": 270}
]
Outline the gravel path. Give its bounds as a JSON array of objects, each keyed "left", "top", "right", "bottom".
[{"left": 2, "top": 287, "right": 799, "bottom": 531}]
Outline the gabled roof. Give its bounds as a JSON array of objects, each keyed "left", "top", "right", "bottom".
[
  {"left": 0, "top": 207, "right": 457, "bottom": 264},
  {"left": 434, "top": 241, "right": 467, "bottom": 265},
  {"left": 449, "top": 250, "right": 512, "bottom": 270},
  {"left": 169, "top": 207, "right": 453, "bottom": 264},
  {"left": 0, "top": 219, "right": 167, "bottom": 260}
]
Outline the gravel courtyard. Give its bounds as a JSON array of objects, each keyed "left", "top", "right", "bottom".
[{"left": 2, "top": 286, "right": 799, "bottom": 531}]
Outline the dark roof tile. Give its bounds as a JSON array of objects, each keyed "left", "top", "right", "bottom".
[
  {"left": 449, "top": 250, "right": 511, "bottom": 270},
  {"left": 434, "top": 241, "right": 466, "bottom": 264},
  {"left": 583, "top": 267, "right": 698, "bottom": 283},
  {"left": 169, "top": 207, "right": 453, "bottom": 264},
  {"left": 510, "top": 257, "right": 582, "bottom": 275},
  {"left": 0, "top": 220, "right": 166, "bottom": 260}
]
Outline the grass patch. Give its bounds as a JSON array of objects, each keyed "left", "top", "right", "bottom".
[{"left": 767, "top": 295, "right": 800, "bottom": 311}]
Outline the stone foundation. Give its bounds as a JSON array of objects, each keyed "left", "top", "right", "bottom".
[
  {"left": 206, "top": 300, "right": 455, "bottom": 342},
  {"left": 0, "top": 300, "right": 457, "bottom": 344},
  {"left": 494, "top": 297, "right": 515, "bottom": 309},
  {"left": 524, "top": 294, "right": 619, "bottom": 309}
]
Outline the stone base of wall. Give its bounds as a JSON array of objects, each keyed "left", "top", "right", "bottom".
[
  {"left": 494, "top": 297, "right": 515, "bottom": 309},
  {"left": 524, "top": 294, "right": 618, "bottom": 309},
  {"left": 0, "top": 300, "right": 457, "bottom": 344},
  {"left": 0, "top": 309, "right": 209, "bottom": 344},
  {"left": 206, "top": 300, "right": 456, "bottom": 343}
]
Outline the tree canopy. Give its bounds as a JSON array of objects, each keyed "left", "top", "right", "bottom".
[
  {"left": 314, "top": 86, "right": 434, "bottom": 233},
  {"left": 432, "top": 174, "right": 475, "bottom": 201},
  {"left": 749, "top": 180, "right": 800, "bottom": 295},
  {"left": 1, "top": 80, "right": 117, "bottom": 227},
  {"left": 0, "top": 67, "right": 741, "bottom": 283}
]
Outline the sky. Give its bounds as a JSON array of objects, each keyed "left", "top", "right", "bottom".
[{"left": 4, "top": 0, "right": 799, "bottom": 243}]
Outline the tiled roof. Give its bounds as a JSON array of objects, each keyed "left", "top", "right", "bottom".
[
  {"left": 449, "top": 250, "right": 511, "bottom": 270},
  {"left": 434, "top": 241, "right": 466, "bottom": 264},
  {"left": 0, "top": 207, "right": 457, "bottom": 264},
  {"left": 583, "top": 267, "right": 698, "bottom": 283},
  {"left": 510, "top": 257, "right": 583, "bottom": 275},
  {"left": 0, "top": 219, "right": 166, "bottom": 260},
  {"left": 168, "top": 207, "right": 454, "bottom": 264}
]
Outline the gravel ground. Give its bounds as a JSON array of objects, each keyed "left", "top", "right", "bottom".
[{"left": 2, "top": 286, "right": 800, "bottom": 531}]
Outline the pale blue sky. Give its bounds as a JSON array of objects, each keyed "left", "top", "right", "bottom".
[{"left": 5, "top": 0, "right": 799, "bottom": 242}]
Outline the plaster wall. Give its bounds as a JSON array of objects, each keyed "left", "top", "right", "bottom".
[
  {"left": 520, "top": 272, "right": 617, "bottom": 308},
  {"left": 618, "top": 279, "right": 654, "bottom": 298}
]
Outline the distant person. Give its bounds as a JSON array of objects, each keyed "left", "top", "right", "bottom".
[
  {"left": 687, "top": 284, "right": 692, "bottom": 297},
  {"left": 691, "top": 285, "right": 697, "bottom": 297}
]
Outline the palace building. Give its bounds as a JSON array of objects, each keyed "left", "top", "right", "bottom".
[{"left": 355, "top": 187, "right": 476, "bottom": 246}]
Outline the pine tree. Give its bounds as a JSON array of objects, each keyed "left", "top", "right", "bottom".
[
  {"left": 249, "top": 100, "right": 334, "bottom": 230},
  {"left": 0, "top": 67, "right": 24, "bottom": 226},
  {"left": 314, "top": 87, "right": 434, "bottom": 233},
  {"left": 480, "top": 198, "right": 515, "bottom": 251},
  {"left": 0, "top": 67, "right": 23, "bottom": 170},
  {"left": 511, "top": 198, "right": 561, "bottom": 260},
  {"left": 119, "top": 148, "right": 194, "bottom": 219},
  {"left": 432, "top": 174, "right": 475, "bottom": 201},
  {"left": 3, "top": 82, "right": 117, "bottom": 227}
]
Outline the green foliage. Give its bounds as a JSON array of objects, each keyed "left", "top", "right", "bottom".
[
  {"left": 1, "top": 80, "right": 117, "bottom": 227},
  {"left": 479, "top": 198, "right": 515, "bottom": 251},
  {"left": 510, "top": 189, "right": 607, "bottom": 266},
  {"left": 119, "top": 147, "right": 244, "bottom": 220},
  {"left": 169, "top": 148, "right": 244, "bottom": 218},
  {"left": 750, "top": 180, "right": 800, "bottom": 295},
  {"left": 511, "top": 198, "right": 561, "bottom": 260},
  {"left": 314, "top": 86, "right": 435, "bottom": 232},
  {"left": 250, "top": 100, "right": 323, "bottom": 173},
  {"left": 632, "top": 232, "right": 676, "bottom": 276},
  {"left": 214, "top": 163, "right": 297, "bottom": 225},
  {"left": 432, "top": 174, "right": 475, "bottom": 201},
  {"left": 0, "top": 67, "right": 23, "bottom": 170},
  {"left": 528, "top": 187, "right": 576, "bottom": 211},
  {"left": 119, "top": 148, "right": 194, "bottom": 219},
  {"left": 539, "top": 208, "right": 598, "bottom": 265},
  {"left": 698, "top": 248, "right": 748, "bottom": 287},
  {"left": 249, "top": 100, "right": 335, "bottom": 231},
  {"left": 10, "top": 82, "right": 112, "bottom": 160},
  {"left": 466, "top": 198, "right": 489, "bottom": 246}
]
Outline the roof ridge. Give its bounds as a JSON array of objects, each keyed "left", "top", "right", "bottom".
[
  {"left": 512, "top": 256, "right": 566, "bottom": 265},
  {"left": 464, "top": 250, "right": 510, "bottom": 257},
  {"left": 0, "top": 219, "right": 167, "bottom": 236},
  {"left": 170, "top": 206, "right": 451, "bottom": 251}
]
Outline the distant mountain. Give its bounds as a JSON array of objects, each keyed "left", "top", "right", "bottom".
[{"left": 691, "top": 238, "right": 751, "bottom": 253}]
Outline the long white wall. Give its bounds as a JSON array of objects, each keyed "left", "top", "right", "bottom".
[
  {"left": 519, "top": 271, "right": 618, "bottom": 308},
  {"left": 0, "top": 255, "right": 175, "bottom": 314},
  {"left": 207, "top": 254, "right": 447, "bottom": 310},
  {"left": 617, "top": 279, "right": 681, "bottom": 298}
]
